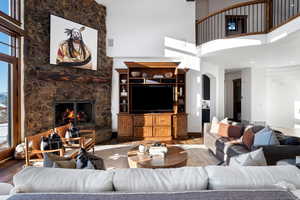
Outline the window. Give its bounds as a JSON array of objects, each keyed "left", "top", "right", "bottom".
[
  {"left": 0, "top": 30, "right": 19, "bottom": 56},
  {"left": 0, "top": 0, "right": 21, "bottom": 24},
  {"left": 0, "top": 60, "right": 11, "bottom": 151},
  {"left": 0, "top": 29, "right": 20, "bottom": 160}
]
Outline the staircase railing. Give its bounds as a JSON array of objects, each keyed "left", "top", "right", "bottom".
[{"left": 196, "top": 0, "right": 300, "bottom": 46}]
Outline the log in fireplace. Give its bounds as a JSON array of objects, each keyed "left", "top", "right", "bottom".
[{"left": 54, "top": 100, "right": 95, "bottom": 126}]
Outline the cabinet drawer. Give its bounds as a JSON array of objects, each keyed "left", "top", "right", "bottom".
[
  {"left": 134, "top": 115, "right": 153, "bottom": 126},
  {"left": 153, "top": 115, "right": 172, "bottom": 126},
  {"left": 134, "top": 127, "right": 153, "bottom": 138},
  {"left": 153, "top": 127, "right": 171, "bottom": 137}
]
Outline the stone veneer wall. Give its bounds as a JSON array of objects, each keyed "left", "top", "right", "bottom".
[{"left": 24, "top": 0, "right": 112, "bottom": 141}]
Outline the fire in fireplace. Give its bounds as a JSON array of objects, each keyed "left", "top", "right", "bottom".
[{"left": 54, "top": 101, "right": 94, "bottom": 126}]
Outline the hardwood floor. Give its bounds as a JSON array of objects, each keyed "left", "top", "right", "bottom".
[
  {"left": 0, "top": 135, "right": 206, "bottom": 184},
  {"left": 0, "top": 159, "right": 24, "bottom": 184}
]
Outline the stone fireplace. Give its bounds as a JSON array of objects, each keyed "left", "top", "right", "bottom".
[
  {"left": 54, "top": 100, "right": 95, "bottom": 127},
  {"left": 24, "top": 0, "right": 113, "bottom": 143}
]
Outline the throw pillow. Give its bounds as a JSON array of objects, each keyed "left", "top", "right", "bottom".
[
  {"left": 228, "top": 125, "right": 242, "bottom": 138},
  {"left": 218, "top": 123, "right": 230, "bottom": 137},
  {"left": 229, "top": 148, "right": 267, "bottom": 166},
  {"left": 253, "top": 127, "right": 280, "bottom": 147},
  {"left": 210, "top": 117, "right": 219, "bottom": 134},
  {"left": 76, "top": 148, "right": 104, "bottom": 170},
  {"left": 242, "top": 128, "right": 255, "bottom": 150},
  {"left": 43, "top": 152, "right": 72, "bottom": 168},
  {"left": 218, "top": 123, "right": 242, "bottom": 138},
  {"left": 53, "top": 160, "right": 76, "bottom": 169}
]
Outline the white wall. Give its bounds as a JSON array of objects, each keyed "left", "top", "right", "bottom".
[
  {"left": 241, "top": 68, "right": 251, "bottom": 122},
  {"left": 97, "top": 0, "right": 195, "bottom": 57},
  {"left": 266, "top": 66, "right": 300, "bottom": 129},
  {"left": 251, "top": 67, "right": 267, "bottom": 123},
  {"left": 225, "top": 71, "right": 242, "bottom": 119},
  {"left": 196, "top": 0, "right": 209, "bottom": 19},
  {"left": 201, "top": 61, "right": 225, "bottom": 120},
  {"left": 96, "top": 0, "right": 197, "bottom": 132}
]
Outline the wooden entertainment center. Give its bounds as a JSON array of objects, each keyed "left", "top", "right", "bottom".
[{"left": 116, "top": 62, "right": 188, "bottom": 141}]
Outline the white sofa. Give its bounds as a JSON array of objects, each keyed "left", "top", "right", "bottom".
[{"left": 1, "top": 166, "right": 300, "bottom": 199}]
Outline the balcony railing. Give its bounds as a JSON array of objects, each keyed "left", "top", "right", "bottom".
[{"left": 196, "top": 0, "right": 300, "bottom": 45}]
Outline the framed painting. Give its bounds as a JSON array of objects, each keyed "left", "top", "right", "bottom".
[{"left": 50, "top": 15, "right": 98, "bottom": 70}]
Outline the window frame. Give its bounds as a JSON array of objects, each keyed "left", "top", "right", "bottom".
[
  {"left": 0, "top": 29, "right": 21, "bottom": 161},
  {"left": 0, "top": 0, "right": 21, "bottom": 26}
]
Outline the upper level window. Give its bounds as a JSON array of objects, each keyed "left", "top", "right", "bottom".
[{"left": 0, "top": 0, "right": 21, "bottom": 25}]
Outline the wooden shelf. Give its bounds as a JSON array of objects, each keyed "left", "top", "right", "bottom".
[{"left": 116, "top": 62, "right": 188, "bottom": 140}]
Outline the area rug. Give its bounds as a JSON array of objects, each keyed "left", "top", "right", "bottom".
[{"left": 94, "top": 144, "right": 219, "bottom": 169}]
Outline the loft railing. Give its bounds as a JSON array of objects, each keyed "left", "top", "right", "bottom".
[{"left": 196, "top": 0, "right": 300, "bottom": 46}]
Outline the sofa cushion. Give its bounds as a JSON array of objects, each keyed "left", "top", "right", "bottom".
[
  {"left": 226, "top": 144, "right": 250, "bottom": 158},
  {"left": 113, "top": 167, "right": 208, "bottom": 192},
  {"left": 229, "top": 148, "right": 267, "bottom": 166},
  {"left": 13, "top": 167, "right": 114, "bottom": 193},
  {"left": 215, "top": 137, "right": 231, "bottom": 152},
  {"left": 253, "top": 127, "right": 280, "bottom": 147},
  {"left": 205, "top": 166, "right": 300, "bottom": 190},
  {"left": 0, "top": 183, "right": 13, "bottom": 195}
]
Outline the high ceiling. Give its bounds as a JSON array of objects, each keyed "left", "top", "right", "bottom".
[{"left": 202, "top": 30, "right": 300, "bottom": 69}]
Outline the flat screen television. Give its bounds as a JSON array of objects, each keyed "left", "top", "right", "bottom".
[{"left": 131, "top": 85, "right": 174, "bottom": 113}]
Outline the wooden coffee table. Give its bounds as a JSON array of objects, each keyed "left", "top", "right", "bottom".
[{"left": 127, "top": 146, "right": 188, "bottom": 168}]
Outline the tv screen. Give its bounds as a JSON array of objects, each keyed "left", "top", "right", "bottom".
[{"left": 131, "top": 85, "right": 174, "bottom": 113}]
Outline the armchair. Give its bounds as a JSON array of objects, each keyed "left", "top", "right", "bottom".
[{"left": 25, "top": 123, "right": 96, "bottom": 166}]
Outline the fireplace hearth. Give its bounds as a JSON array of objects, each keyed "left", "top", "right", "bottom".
[{"left": 54, "top": 100, "right": 95, "bottom": 127}]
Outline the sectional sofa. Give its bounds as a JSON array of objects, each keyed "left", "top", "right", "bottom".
[
  {"left": 204, "top": 123, "right": 300, "bottom": 165},
  {"left": 1, "top": 166, "right": 300, "bottom": 200}
]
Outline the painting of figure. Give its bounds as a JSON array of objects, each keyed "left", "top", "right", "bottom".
[{"left": 50, "top": 15, "right": 98, "bottom": 70}]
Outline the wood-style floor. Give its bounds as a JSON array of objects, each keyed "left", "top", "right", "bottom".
[{"left": 0, "top": 135, "right": 206, "bottom": 184}]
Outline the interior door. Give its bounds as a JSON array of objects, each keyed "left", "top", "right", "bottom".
[{"left": 233, "top": 79, "right": 242, "bottom": 122}]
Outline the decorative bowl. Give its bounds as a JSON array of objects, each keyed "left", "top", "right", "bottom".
[
  {"left": 164, "top": 72, "right": 173, "bottom": 78},
  {"left": 131, "top": 71, "right": 141, "bottom": 77}
]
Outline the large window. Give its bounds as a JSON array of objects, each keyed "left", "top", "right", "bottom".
[
  {"left": 0, "top": 23, "right": 21, "bottom": 159},
  {"left": 0, "top": 0, "right": 22, "bottom": 161},
  {"left": 0, "top": 0, "right": 21, "bottom": 24},
  {"left": 0, "top": 60, "right": 11, "bottom": 151}
]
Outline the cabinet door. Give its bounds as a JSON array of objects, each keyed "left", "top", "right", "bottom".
[
  {"left": 134, "top": 127, "right": 153, "bottom": 138},
  {"left": 134, "top": 115, "right": 153, "bottom": 126},
  {"left": 153, "top": 127, "right": 171, "bottom": 137},
  {"left": 153, "top": 115, "right": 172, "bottom": 126},
  {"left": 118, "top": 115, "right": 133, "bottom": 137},
  {"left": 173, "top": 115, "right": 187, "bottom": 138}
]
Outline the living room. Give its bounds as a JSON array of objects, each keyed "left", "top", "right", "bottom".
[{"left": 0, "top": 0, "right": 300, "bottom": 199}]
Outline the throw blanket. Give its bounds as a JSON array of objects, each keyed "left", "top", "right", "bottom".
[{"left": 7, "top": 190, "right": 299, "bottom": 200}]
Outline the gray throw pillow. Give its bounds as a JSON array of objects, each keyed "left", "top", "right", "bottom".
[{"left": 253, "top": 127, "right": 280, "bottom": 147}]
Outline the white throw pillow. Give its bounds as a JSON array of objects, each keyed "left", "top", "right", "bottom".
[
  {"left": 229, "top": 148, "right": 267, "bottom": 166},
  {"left": 210, "top": 117, "right": 219, "bottom": 134},
  {"left": 210, "top": 117, "right": 229, "bottom": 134}
]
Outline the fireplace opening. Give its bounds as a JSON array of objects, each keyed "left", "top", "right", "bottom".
[{"left": 54, "top": 101, "right": 95, "bottom": 126}]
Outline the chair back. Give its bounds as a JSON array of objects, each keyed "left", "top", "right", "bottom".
[{"left": 55, "top": 123, "right": 71, "bottom": 138}]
